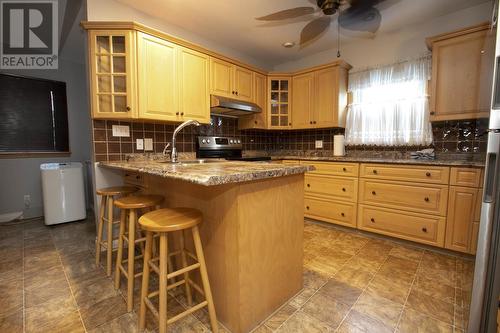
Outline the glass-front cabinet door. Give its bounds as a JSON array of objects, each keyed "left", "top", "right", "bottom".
[
  {"left": 89, "top": 30, "right": 136, "bottom": 119},
  {"left": 268, "top": 76, "right": 291, "bottom": 128}
]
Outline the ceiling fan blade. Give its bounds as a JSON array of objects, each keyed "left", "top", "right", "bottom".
[
  {"left": 256, "top": 7, "right": 316, "bottom": 21},
  {"left": 338, "top": 6, "right": 381, "bottom": 33},
  {"left": 300, "top": 16, "right": 331, "bottom": 48}
]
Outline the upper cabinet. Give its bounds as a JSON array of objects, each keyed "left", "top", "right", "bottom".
[
  {"left": 89, "top": 30, "right": 136, "bottom": 119},
  {"left": 291, "top": 62, "right": 350, "bottom": 129},
  {"left": 268, "top": 76, "right": 292, "bottom": 129},
  {"left": 210, "top": 58, "right": 253, "bottom": 102},
  {"left": 427, "top": 23, "right": 494, "bottom": 121},
  {"left": 239, "top": 72, "right": 267, "bottom": 130}
]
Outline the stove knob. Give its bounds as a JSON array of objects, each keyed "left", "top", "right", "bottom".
[
  {"left": 201, "top": 139, "right": 207, "bottom": 144},
  {"left": 206, "top": 139, "right": 210, "bottom": 144},
  {"left": 237, "top": 140, "right": 241, "bottom": 144},
  {"left": 229, "top": 140, "right": 234, "bottom": 144}
]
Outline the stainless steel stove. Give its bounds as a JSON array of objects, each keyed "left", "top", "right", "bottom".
[{"left": 196, "top": 136, "right": 271, "bottom": 161}]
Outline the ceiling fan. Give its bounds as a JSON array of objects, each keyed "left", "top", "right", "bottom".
[{"left": 256, "top": 0, "right": 394, "bottom": 49}]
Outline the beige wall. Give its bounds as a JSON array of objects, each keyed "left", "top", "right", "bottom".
[{"left": 274, "top": 2, "right": 493, "bottom": 72}]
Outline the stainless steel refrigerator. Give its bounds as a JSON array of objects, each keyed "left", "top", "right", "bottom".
[{"left": 469, "top": 2, "right": 500, "bottom": 331}]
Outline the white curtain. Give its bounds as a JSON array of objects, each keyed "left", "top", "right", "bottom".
[{"left": 345, "top": 56, "right": 433, "bottom": 146}]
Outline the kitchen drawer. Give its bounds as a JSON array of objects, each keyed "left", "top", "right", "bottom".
[
  {"left": 358, "top": 205, "right": 446, "bottom": 247},
  {"left": 281, "top": 160, "right": 300, "bottom": 165},
  {"left": 300, "top": 161, "right": 359, "bottom": 177},
  {"left": 450, "top": 167, "right": 482, "bottom": 187},
  {"left": 359, "top": 163, "right": 449, "bottom": 184},
  {"left": 305, "top": 174, "right": 358, "bottom": 202},
  {"left": 123, "top": 171, "right": 145, "bottom": 187},
  {"left": 359, "top": 179, "right": 448, "bottom": 215},
  {"left": 304, "top": 197, "right": 356, "bottom": 228}
]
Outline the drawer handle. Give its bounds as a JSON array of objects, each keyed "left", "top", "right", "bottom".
[
  {"left": 426, "top": 172, "right": 431, "bottom": 177},
  {"left": 372, "top": 191, "right": 376, "bottom": 195},
  {"left": 342, "top": 188, "right": 346, "bottom": 192},
  {"left": 307, "top": 184, "right": 310, "bottom": 187},
  {"left": 424, "top": 197, "right": 429, "bottom": 202},
  {"left": 370, "top": 218, "right": 375, "bottom": 223},
  {"left": 341, "top": 212, "right": 345, "bottom": 217},
  {"left": 372, "top": 170, "right": 378, "bottom": 174},
  {"left": 310, "top": 121, "right": 313, "bottom": 124},
  {"left": 422, "top": 227, "right": 428, "bottom": 233},
  {"left": 126, "top": 106, "right": 131, "bottom": 111},
  {"left": 136, "top": 175, "right": 140, "bottom": 180},
  {"left": 343, "top": 167, "right": 347, "bottom": 172},
  {"left": 176, "top": 112, "right": 180, "bottom": 115},
  {"left": 306, "top": 206, "right": 310, "bottom": 210}
]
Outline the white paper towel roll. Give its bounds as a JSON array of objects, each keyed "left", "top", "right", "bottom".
[{"left": 334, "top": 135, "right": 345, "bottom": 156}]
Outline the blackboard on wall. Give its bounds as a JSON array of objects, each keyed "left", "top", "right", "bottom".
[{"left": 0, "top": 73, "right": 69, "bottom": 153}]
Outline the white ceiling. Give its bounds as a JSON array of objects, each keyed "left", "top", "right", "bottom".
[{"left": 115, "top": 0, "right": 491, "bottom": 68}]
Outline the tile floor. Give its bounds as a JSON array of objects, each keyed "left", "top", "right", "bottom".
[{"left": 0, "top": 216, "right": 474, "bottom": 333}]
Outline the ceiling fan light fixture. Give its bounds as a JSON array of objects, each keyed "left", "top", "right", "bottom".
[{"left": 282, "top": 41, "right": 296, "bottom": 48}]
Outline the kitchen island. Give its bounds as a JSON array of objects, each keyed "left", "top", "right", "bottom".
[{"left": 99, "top": 160, "right": 313, "bottom": 333}]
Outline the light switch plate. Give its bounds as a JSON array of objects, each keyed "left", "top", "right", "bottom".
[
  {"left": 315, "top": 140, "right": 323, "bottom": 149},
  {"left": 136, "top": 139, "right": 144, "bottom": 150},
  {"left": 112, "top": 125, "right": 130, "bottom": 137},
  {"left": 144, "top": 138, "right": 153, "bottom": 151}
]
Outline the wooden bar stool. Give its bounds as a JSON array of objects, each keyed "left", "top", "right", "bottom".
[
  {"left": 138, "top": 208, "right": 218, "bottom": 333},
  {"left": 114, "top": 194, "right": 164, "bottom": 312},
  {"left": 96, "top": 186, "right": 138, "bottom": 276}
]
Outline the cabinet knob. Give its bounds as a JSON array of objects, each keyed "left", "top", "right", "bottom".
[
  {"left": 307, "top": 184, "right": 310, "bottom": 187},
  {"left": 306, "top": 206, "right": 310, "bottom": 210},
  {"left": 313, "top": 121, "right": 317, "bottom": 124},
  {"left": 232, "top": 91, "right": 235, "bottom": 94},
  {"left": 126, "top": 106, "right": 131, "bottom": 111},
  {"left": 372, "top": 191, "right": 376, "bottom": 195},
  {"left": 289, "top": 123, "right": 292, "bottom": 126},
  {"left": 235, "top": 91, "right": 238, "bottom": 95},
  {"left": 343, "top": 167, "right": 347, "bottom": 172},
  {"left": 370, "top": 218, "right": 375, "bottom": 223},
  {"left": 341, "top": 212, "right": 345, "bottom": 217},
  {"left": 372, "top": 169, "right": 378, "bottom": 174},
  {"left": 176, "top": 112, "right": 180, "bottom": 115},
  {"left": 254, "top": 121, "right": 258, "bottom": 125},
  {"left": 426, "top": 172, "right": 431, "bottom": 177},
  {"left": 424, "top": 197, "right": 429, "bottom": 202},
  {"left": 422, "top": 227, "right": 428, "bottom": 233},
  {"left": 342, "top": 188, "right": 346, "bottom": 192},
  {"left": 180, "top": 112, "right": 184, "bottom": 116},
  {"left": 310, "top": 121, "right": 313, "bottom": 124},
  {"left": 430, "top": 111, "right": 435, "bottom": 115},
  {"left": 136, "top": 175, "right": 140, "bottom": 180}
]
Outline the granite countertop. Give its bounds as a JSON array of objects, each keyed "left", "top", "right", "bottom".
[
  {"left": 271, "top": 155, "right": 485, "bottom": 167},
  {"left": 99, "top": 160, "right": 314, "bottom": 186}
]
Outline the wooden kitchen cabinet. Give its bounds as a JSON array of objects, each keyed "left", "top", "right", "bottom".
[
  {"left": 268, "top": 76, "right": 292, "bottom": 128},
  {"left": 445, "top": 186, "right": 478, "bottom": 253},
  {"left": 137, "top": 32, "right": 178, "bottom": 121},
  {"left": 291, "top": 63, "right": 350, "bottom": 129},
  {"left": 427, "top": 23, "right": 493, "bottom": 121},
  {"left": 89, "top": 30, "right": 136, "bottom": 119},
  {"left": 210, "top": 58, "right": 253, "bottom": 102},
  {"left": 239, "top": 72, "right": 267, "bottom": 129},
  {"left": 177, "top": 47, "right": 210, "bottom": 123}
]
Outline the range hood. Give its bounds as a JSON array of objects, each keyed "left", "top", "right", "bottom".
[{"left": 210, "top": 95, "right": 261, "bottom": 117}]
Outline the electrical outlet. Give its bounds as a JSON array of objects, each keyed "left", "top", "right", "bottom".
[
  {"left": 112, "top": 125, "right": 130, "bottom": 137},
  {"left": 136, "top": 139, "right": 144, "bottom": 150},
  {"left": 315, "top": 140, "right": 323, "bottom": 149},
  {"left": 24, "top": 195, "right": 31, "bottom": 208},
  {"left": 144, "top": 138, "right": 153, "bottom": 151}
]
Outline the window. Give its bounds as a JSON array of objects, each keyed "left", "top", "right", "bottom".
[{"left": 345, "top": 56, "right": 433, "bottom": 146}]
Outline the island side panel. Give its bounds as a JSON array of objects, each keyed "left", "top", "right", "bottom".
[
  {"left": 145, "top": 175, "right": 242, "bottom": 331},
  {"left": 236, "top": 174, "right": 304, "bottom": 332}
]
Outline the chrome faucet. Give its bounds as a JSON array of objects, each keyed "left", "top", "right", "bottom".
[{"left": 171, "top": 119, "right": 200, "bottom": 163}]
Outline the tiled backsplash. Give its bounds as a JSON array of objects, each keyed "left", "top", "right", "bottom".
[{"left": 92, "top": 117, "right": 489, "bottom": 162}]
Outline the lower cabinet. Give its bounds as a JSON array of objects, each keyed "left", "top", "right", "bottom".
[
  {"left": 358, "top": 205, "right": 446, "bottom": 247},
  {"left": 305, "top": 197, "right": 356, "bottom": 228}
]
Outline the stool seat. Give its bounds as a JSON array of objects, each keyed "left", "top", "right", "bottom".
[
  {"left": 96, "top": 186, "right": 137, "bottom": 196},
  {"left": 139, "top": 208, "right": 202, "bottom": 232},
  {"left": 114, "top": 194, "right": 164, "bottom": 209}
]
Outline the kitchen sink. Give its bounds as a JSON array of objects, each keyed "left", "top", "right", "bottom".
[{"left": 158, "top": 159, "right": 223, "bottom": 165}]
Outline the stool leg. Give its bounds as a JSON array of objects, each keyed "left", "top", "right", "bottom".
[
  {"left": 95, "top": 195, "right": 106, "bottom": 267},
  {"left": 139, "top": 231, "right": 153, "bottom": 331},
  {"left": 192, "top": 226, "right": 218, "bottom": 333},
  {"left": 114, "top": 209, "right": 127, "bottom": 289},
  {"left": 159, "top": 233, "right": 169, "bottom": 333},
  {"left": 126, "top": 208, "right": 137, "bottom": 312},
  {"left": 106, "top": 196, "right": 114, "bottom": 276},
  {"left": 179, "top": 230, "right": 192, "bottom": 306}
]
